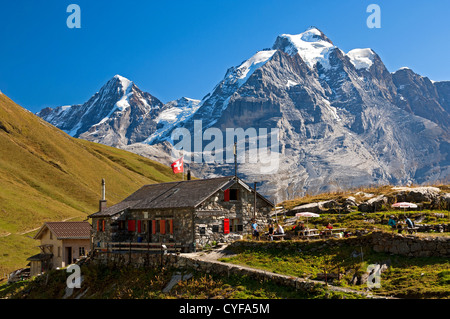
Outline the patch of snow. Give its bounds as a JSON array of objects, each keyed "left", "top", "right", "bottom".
[
  {"left": 114, "top": 74, "right": 133, "bottom": 94},
  {"left": 323, "top": 100, "right": 341, "bottom": 121},
  {"left": 144, "top": 97, "right": 201, "bottom": 144},
  {"left": 286, "top": 80, "right": 299, "bottom": 88},
  {"left": 347, "top": 48, "right": 375, "bottom": 70},
  {"left": 276, "top": 28, "right": 336, "bottom": 70},
  {"left": 65, "top": 121, "right": 82, "bottom": 137},
  {"left": 227, "top": 50, "right": 277, "bottom": 88}
]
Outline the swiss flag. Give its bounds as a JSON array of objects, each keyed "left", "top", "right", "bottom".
[{"left": 171, "top": 157, "right": 184, "bottom": 174}]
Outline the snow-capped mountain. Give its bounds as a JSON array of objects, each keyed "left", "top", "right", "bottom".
[
  {"left": 37, "top": 75, "right": 165, "bottom": 146},
  {"left": 37, "top": 27, "right": 450, "bottom": 202},
  {"left": 145, "top": 27, "right": 450, "bottom": 201}
]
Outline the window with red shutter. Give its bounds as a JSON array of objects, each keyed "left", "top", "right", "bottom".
[
  {"left": 223, "top": 218, "right": 230, "bottom": 234},
  {"left": 224, "top": 189, "right": 230, "bottom": 201},
  {"left": 128, "top": 220, "right": 136, "bottom": 232},
  {"left": 169, "top": 219, "right": 174, "bottom": 234},
  {"left": 137, "top": 220, "right": 141, "bottom": 233}
]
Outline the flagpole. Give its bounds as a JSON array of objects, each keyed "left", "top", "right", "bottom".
[{"left": 234, "top": 142, "right": 237, "bottom": 179}]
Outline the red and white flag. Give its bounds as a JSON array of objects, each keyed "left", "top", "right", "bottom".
[{"left": 171, "top": 157, "right": 184, "bottom": 174}]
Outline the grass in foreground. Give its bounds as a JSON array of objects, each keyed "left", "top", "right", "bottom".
[
  {"left": 0, "top": 263, "right": 363, "bottom": 299},
  {"left": 219, "top": 240, "right": 450, "bottom": 299}
]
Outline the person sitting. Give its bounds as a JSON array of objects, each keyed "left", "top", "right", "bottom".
[
  {"left": 405, "top": 217, "right": 416, "bottom": 233},
  {"left": 405, "top": 217, "right": 414, "bottom": 228},
  {"left": 388, "top": 216, "right": 397, "bottom": 229},
  {"left": 294, "top": 222, "right": 306, "bottom": 236},
  {"left": 267, "top": 223, "right": 274, "bottom": 241},
  {"left": 326, "top": 223, "right": 333, "bottom": 230},
  {"left": 275, "top": 223, "right": 284, "bottom": 235},
  {"left": 251, "top": 220, "right": 259, "bottom": 240}
]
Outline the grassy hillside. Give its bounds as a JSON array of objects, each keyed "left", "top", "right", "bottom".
[{"left": 0, "top": 93, "right": 180, "bottom": 274}]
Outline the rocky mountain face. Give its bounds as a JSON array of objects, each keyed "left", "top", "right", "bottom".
[{"left": 37, "top": 27, "right": 450, "bottom": 203}]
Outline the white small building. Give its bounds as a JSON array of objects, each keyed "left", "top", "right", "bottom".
[{"left": 27, "top": 221, "right": 91, "bottom": 277}]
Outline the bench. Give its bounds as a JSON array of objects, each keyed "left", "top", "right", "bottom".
[
  {"left": 395, "top": 226, "right": 419, "bottom": 234},
  {"left": 265, "top": 233, "right": 286, "bottom": 241},
  {"left": 273, "top": 234, "right": 286, "bottom": 240},
  {"left": 405, "top": 227, "right": 419, "bottom": 234}
]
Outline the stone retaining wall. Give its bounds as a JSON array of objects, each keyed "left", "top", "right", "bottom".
[
  {"left": 230, "top": 231, "right": 450, "bottom": 258},
  {"left": 367, "top": 231, "right": 450, "bottom": 257}
]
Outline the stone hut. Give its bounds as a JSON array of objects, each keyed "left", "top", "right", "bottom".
[{"left": 89, "top": 176, "right": 274, "bottom": 252}]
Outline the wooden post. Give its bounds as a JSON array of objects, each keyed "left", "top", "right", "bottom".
[
  {"left": 253, "top": 182, "right": 257, "bottom": 221},
  {"left": 129, "top": 241, "right": 131, "bottom": 265},
  {"left": 160, "top": 239, "right": 163, "bottom": 268}
]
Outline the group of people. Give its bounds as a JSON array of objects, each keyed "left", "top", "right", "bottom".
[
  {"left": 388, "top": 215, "right": 416, "bottom": 233},
  {"left": 251, "top": 220, "right": 284, "bottom": 240},
  {"left": 250, "top": 215, "right": 417, "bottom": 241}
]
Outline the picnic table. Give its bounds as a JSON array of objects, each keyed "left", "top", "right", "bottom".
[
  {"left": 298, "top": 228, "right": 320, "bottom": 239},
  {"left": 322, "top": 228, "right": 346, "bottom": 238},
  {"left": 272, "top": 233, "right": 286, "bottom": 240}
]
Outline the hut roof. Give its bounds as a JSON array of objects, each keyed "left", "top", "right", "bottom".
[{"left": 89, "top": 176, "right": 274, "bottom": 217}]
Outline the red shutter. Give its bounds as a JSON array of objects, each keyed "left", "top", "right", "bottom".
[
  {"left": 169, "top": 220, "right": 174, "bottom": 234},
  {"left": 224, "top": 218, "right": 230, "bottom": 234},
  {"left": 128, "top": 220, "right": 136, "bottom": 231},
  {"left": 137, "top": 220, "right": 141, "bottom": 233},
  {"left": 152, "top": 220, "right": 156, "bottom": 234},
  {"left": 224, "top": 189, "right": 230, "bottom": 201},
  {"left": 160, "top": 220, "right": 166, "bottom": 234},
  {"left": 96, "top": 220, "right": 100, "bottom": 232},
  {"left": 102, "top": 220, "right": 105, "bottom": 232}
]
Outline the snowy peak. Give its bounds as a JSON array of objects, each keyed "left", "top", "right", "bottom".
[
  {"left": 100, "top": 74, "right": 134, "bottom": 97},
  {"left": 272, "top": 27, "right": 336, "bottom": 70},
  {"left": 347, "top": 48, "right": 376, "bottom": 70}
]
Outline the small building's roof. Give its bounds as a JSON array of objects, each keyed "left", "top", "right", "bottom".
[
  {"left": 89, "top": 176, "right": 275, "bottom": 218},
  {"left": 27, "top": 253, "right": 53, "bottom": 261},
  {"left": 34, "top": 221, "right": 91, "bottom": 240}
]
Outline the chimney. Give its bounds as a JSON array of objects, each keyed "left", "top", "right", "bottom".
[
  {"left": 99, "top": 178, "right": 107, "bottom": 212},
  {"left": 187, "top": 169, "right": 191, "bottom": 181}
]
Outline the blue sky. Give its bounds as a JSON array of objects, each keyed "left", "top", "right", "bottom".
[{"left": 1, "top": 0, "right": 450, "bottom": 113}]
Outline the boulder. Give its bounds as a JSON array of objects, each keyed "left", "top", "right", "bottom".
[
  {"left": 440, "top": 193, "right": 450, "bottom": 209},
  {"left": 358, "top": 195, "right": 387, "bottom": 212},
  {"left": 344, "top": 196, "right": 357, "bottom": 207},
  {"left": 392, "top": 186, "right": 440, "bottom": 203},
  {"left": 292, "top": 200, "right": 337, "bottom": 213}
]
